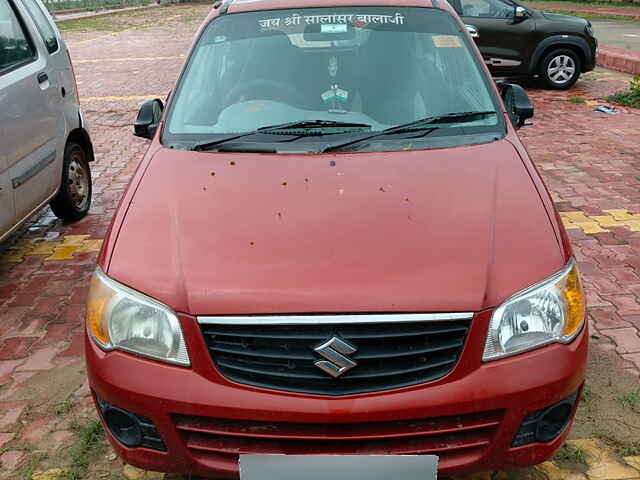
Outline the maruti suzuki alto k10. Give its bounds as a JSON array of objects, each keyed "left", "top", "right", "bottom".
[{"left": 85, "top": 0, "right": 587, "bottom": 477}]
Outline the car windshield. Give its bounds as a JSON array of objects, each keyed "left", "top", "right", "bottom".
[{"left": 163, "top": 6, "right": 504, "bottom": 151}]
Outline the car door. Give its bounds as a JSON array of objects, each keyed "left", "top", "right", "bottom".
[
  {"left": 2, "top": 0, "right": 59, "bottom": 224},
  {"left": 0, "top": 0, "right": 39, "bottom": 237},
  {"left": 19, "top": 0, "right": 67, "bottom": 194},
  {"left": 456, "top": 0, "right": 536, "bottom": 76}
]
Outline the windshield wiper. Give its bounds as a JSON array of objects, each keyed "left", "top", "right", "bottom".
[
  {"left": 191, "top": 120, "right": 372, "bottom": 151},
  {"left": 322, "top": 111, "right": 496, "bottom": 153}
]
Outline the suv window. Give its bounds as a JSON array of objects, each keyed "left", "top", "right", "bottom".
[
  {"left": 0, "top": 0, "right": 36, "bottom": 73},
  {"left": 21, "top": 0, "right": 57, "bottom": 54},
  {"left": 460, "top": 0, "right": 513, "bottom": 18},
  {"left": 165, "top": 6, "right": 503, "bottom": 151}
]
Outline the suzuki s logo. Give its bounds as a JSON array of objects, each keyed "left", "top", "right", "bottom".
[{"left": 313, "top": 337, "right": 357, "bottom": 378}]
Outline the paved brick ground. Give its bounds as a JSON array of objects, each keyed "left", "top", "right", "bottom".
[{"left": 0, "top": 4, "right": 639, "bottom": 477}]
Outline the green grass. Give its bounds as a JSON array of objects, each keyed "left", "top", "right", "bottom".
[
  {"left": 617, "top": 386, "right": 640, "bottom": 411},
  {"left": 569, "top": 96, "right": 587, "bottom": 103},
  {"left": 607, "top": 90, "right": 640, "bottom": 107},
  {"left": 618, "top": 442, "right": 640, "bottom": 457},
  {"left": 44, "top": 0, "right": 150, "bottom": 14},
  {"left": 554, "top": 443, "right": 587, "bottom": 466},
  {"left": 582, "top": 383, "right": 593, "bottom": 403},
  {"left": 57, "top": 15, "right": 133, "bottom": 31},
  {"left": 17, "top": 452, "right": 48, "bottom": 480},
  {"left": 526, "top": 0, "right": 640, "bottom": 7},
  {"left": 55, "top": 398, "right": 75, "bottom": 416},
  {"left": 534, "top": 7, "right": 640, "bottom": 20},
  {"left": 607, "top": 75, "right": 640, "bottom": 108},
  {"left": 59, "top": 419, "right": 105, "bottom": 480}
]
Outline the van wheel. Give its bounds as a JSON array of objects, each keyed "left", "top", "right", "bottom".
[
  {"left": 50, "top": 142, "right": 92, "bottom": 221},
  {"left": 540, "top": 49, "right": 581, "bottom": 90}
]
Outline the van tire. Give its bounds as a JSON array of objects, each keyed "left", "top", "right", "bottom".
[
  {"left": 540, "top": 48, "right": 581, "bottom": 90},
  {"left": 50, "top": 142, "right": 92, "bottom": 222}
]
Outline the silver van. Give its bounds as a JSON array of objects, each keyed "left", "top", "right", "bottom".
[{"left": 0, "top": 0, "right": 93, "bottom": 243}]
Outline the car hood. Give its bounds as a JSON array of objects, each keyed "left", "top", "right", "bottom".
[
  {"left": 108, "top": 140, "right": 563, "bottom": 315},
  {"left": 540, "top": 10, "right": 588, "bottom": 26}
]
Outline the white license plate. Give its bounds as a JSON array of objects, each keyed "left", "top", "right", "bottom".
[{"left": 240, "top": 454, "right": 439, "bottom": 480}]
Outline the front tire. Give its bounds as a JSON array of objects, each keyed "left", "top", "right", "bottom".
[
  {"left": 50, "top": 142, "right": 92, "bottom": 222},
  {"left": 540, "top": 49, "right": 581, "bottom": 90}
]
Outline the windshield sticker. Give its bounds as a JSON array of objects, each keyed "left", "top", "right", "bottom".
[
  {"left": 432, "top": 35, "right": 462, "bottom": 48},
  {"left": 321, "top": 24, "right": 348, "bottom": 33},
  {"left": 258, "top": 12, "right": 405, "bottom": 31}
]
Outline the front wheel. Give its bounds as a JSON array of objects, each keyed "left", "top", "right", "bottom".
[
  {"left": 50, "top": 142, "right": 92, "bottom": 221},
  {"left": 540, "top": 49, "right": 581, "bottom": 90}
]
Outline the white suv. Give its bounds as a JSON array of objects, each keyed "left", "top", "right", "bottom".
[{"left": 0, "top": 0, "right": 93, "bottom": 243}]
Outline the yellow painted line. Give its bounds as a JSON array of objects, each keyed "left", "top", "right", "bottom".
[
  {"left": 67, "top": 14, "right": 182, "bottom": 47},
  {"left": 560, "top": 209, "right": 640, "bottom": 234},
  {"left": 74, "top": 55, "right": 183, "bottom": 64},
  {"left": 80, "top": 94, "right": 166, "bottom": 102},
  {"left": 0, "top": 235, "right": 103, "bottom": 263}
]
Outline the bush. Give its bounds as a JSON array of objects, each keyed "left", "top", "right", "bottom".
[{"left": 606, "top": 75, "right": 640, "bottom": 108}]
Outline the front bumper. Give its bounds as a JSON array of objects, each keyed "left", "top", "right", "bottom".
[{"left": 86, "top": 310, "right": 588, "bottom": 478}]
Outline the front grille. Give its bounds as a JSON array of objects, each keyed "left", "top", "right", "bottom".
[
  {"left": 173, "top": 410, "right": 502, "bottom": 459},
  {"left": 199, "top": 315, "right": 471, "bottom": 395}
]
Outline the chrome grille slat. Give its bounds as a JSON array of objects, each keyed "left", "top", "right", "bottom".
[{"left": 199, "top": 316, "right": 471, "bottom": 395}]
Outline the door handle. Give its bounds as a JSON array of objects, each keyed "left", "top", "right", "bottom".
[{"left": 37, "top": 72, "right": 49, "bottom": 84}]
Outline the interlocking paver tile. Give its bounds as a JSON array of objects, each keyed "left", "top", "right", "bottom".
[{"left": 570, "top": 439, "right": 640, "bottom": 480}]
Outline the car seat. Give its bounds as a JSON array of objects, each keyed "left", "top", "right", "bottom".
[{"left": 360, "top": 30, "right": 426, "bottom": 125}]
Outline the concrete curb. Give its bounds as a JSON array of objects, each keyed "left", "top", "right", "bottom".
[{"left": 598, "top": 45, "right": 640, "bottom": 75}]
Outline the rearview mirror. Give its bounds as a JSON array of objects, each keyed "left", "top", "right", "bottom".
[
  {"left": 499, "top": 83, "right": 533, "bottom": 129},
  {"left": 513, "top": 6, "right": 529, "bottom": 23},
  {"left": 134, "top": 98, "right": 164, "bottom": 140}
]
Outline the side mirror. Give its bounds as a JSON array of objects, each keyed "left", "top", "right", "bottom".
[
  {"left": 134, "top": 99, "right": 164, "bottom": 140},
  {"left": 500, "top": 83, "right": 533, "bottom": 129},
  {"left": 465, "top": 24, "right": 479, "bottom": 39},
  {"left": 513, "top": 6, "right": 529, "bottom": 23}
]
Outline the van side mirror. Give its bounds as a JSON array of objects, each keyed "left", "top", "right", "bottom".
[
  {"left": 500, "top": 83, "right": 533, "bottom": 129},
  {"left": 513, "top": 6, "right": 529, "bottom": 23},
  {"left": 134, "top": 99, "right": 164, "bottom": 140}
]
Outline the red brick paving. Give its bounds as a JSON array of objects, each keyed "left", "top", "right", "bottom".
[
  {"left": 0, "top": 4, "right": 639, "bottom": 476},
  {"left": 520, "top": 71, "right": 640, "bottom": 375}
]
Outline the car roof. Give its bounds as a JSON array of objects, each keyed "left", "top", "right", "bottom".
[{"left": 205, "top": 0, "right": 457, "bottom": 22}]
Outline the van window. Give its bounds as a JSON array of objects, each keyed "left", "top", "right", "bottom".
[
  {"left": 460, "top": 0, "right": 513, "bottom": 18},
  {"left": 21, "top": 0, "right": 57, "bottom": 54},
  {"left": 0, "top": 0, "right": 36, "bottom": 73}
]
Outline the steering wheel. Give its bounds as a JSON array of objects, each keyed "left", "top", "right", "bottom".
[{"left": 224, "top": 79, "right": 306, "bottom": 109}]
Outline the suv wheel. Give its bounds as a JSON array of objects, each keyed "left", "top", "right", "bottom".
[
  {"left": 50, "top": 142, "right": 92, "bottom": 221},
  {"left": 540, "top": 49, "right": 581, "bottom": 90}
]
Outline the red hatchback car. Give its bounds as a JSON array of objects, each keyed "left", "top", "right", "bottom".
[{"left": 85, "top": 0, "right": 587, "bottom": 477}]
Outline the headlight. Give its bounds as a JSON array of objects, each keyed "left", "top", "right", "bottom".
[
  {"left": 86, "top": 267, "right": 190, "bottom": 366},
  {"left": 483, "top": 259, "right": 585, "bottom": 361}
]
